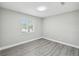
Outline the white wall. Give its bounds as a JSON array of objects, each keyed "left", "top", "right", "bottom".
[
  {"left": 43, "top": 10, "right": 79, "bottom": 47},
  {"left": 0, "top": 8, "right": 42, "bottom": 47}
]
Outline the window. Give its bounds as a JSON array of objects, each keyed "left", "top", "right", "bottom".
[{"left": 20, "top": 17, "right": 34, "bottom": 32}]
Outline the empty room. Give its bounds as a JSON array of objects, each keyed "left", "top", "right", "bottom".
[{"left": 0, "top": 2, "right": 79, "bottom": 56}]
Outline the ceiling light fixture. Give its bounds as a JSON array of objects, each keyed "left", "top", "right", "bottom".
[
  {"left": 37, "top": 6, "right": 47, "bottom": 11},
  {"left": 60, "top": 2, "right": 65, "bottom": 5}
]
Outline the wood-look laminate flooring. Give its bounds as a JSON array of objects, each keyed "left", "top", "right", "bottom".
[{"left": 0, "top": 38, "right": 79, "bottom": 56}]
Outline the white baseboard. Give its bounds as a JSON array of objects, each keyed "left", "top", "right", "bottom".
[
  {"left": 0, "top": 37, "right": 42, "bottom": 51},
  {"left": 43, "top": 36, "right": 79, "bottom": 49},
  {"left": 0, "top": 36, "right": 79, "bottom": 51}
]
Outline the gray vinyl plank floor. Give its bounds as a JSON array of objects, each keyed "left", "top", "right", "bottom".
[{"left": 0, "top": 38, "right": 79, "bottom": 56}]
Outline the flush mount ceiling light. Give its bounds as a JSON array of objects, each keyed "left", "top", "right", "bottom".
[
  {"left": 37, "top": 6, "right": 47, "bottom": 11},
  {"left": 60, "top": 2, "right": 65, "bottom": 5}
]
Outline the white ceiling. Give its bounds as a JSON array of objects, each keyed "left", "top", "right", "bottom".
[{"left": 0, "top": 2, "right": 79, "bottom": 18}]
